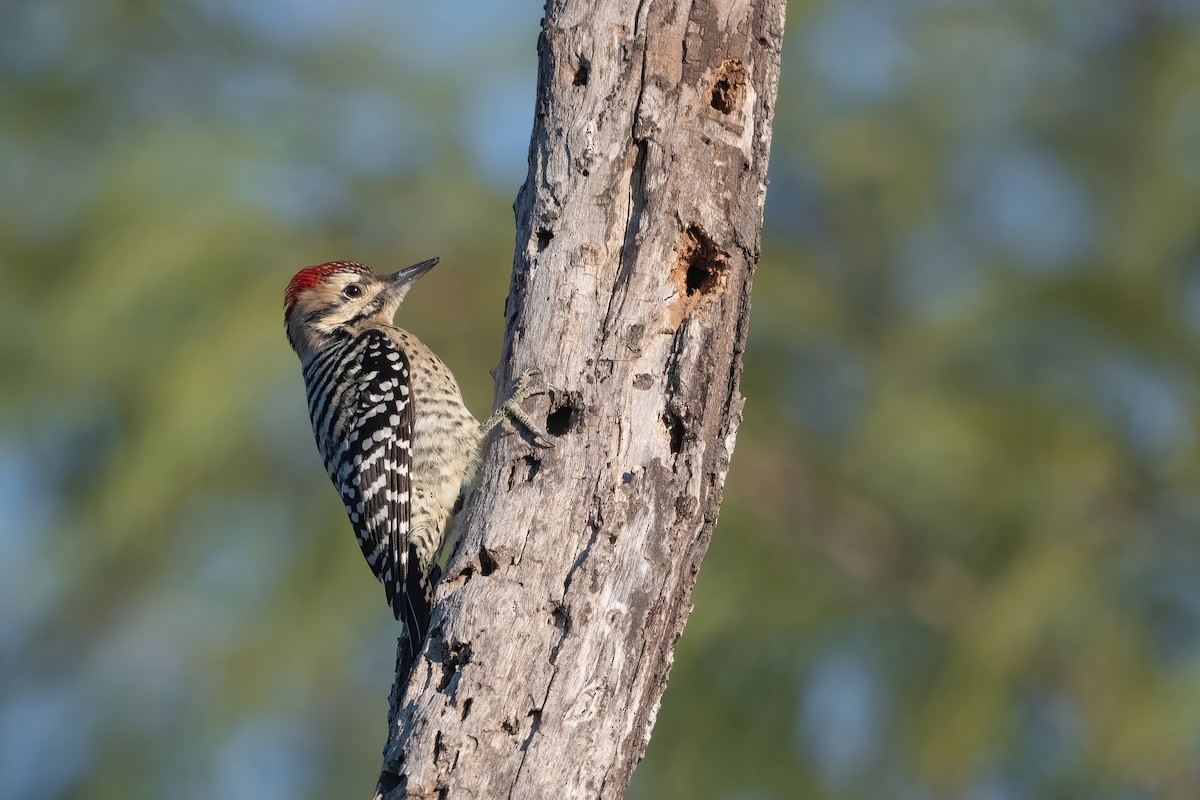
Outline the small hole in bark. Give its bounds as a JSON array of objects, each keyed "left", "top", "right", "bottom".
[
  {"left": 507, "top": 455, "right": 541, "bottom": 489},
  {"left": 520, "top": 454, "right": 540, "bottom": 482},
  {"left": 686, "top": 263, "right": 712, "bottom": 295},
  {"left": 663, "top": 410, "right": 686, "bottom": 455},
  {"left": 573, "top": 57, "right": 591, "bottom": 86},
  {"left": 379, "top": 770, "right": 402, "bottom": 794},
  {"left": 478, "top": 546, "right": 499, "bottom": 576},
  {"left": 461, "top": 698, "right": 473, "bottom": 720},
  {"left": 546, "top": 401, "right": 575, "bottom": 436},
  {"left": 711, "top": 77, "right": 734, "bottom": 113},
  {"left": 537, "top": 228, "right": 554, "bottom": 250},
  {"left": 437, "top": 641, "right": 472, "bottom": 693},
  {"left": 502, "top": 718, "right": 520, "bottom": 736},
  {"left": 673, "top": 224, "right": 728, "bottom": 306},
  {"left": 550, "top": 603, "right": 569, "bottom": 631},
  {"left": 710, "top": 59, "right": 747, "bottom": 115}
]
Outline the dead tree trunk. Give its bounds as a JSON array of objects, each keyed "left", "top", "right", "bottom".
[{"left": 377, "top": 1, "right": 785, "bottom": 797}]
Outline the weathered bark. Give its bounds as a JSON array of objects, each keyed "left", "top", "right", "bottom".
[{"left": 377, "top": 0, "right": 785, "bottom": 797}]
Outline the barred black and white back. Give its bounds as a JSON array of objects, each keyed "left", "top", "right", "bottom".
[{"left": 302, "top": 331, "right": 432, "bottom": 650}]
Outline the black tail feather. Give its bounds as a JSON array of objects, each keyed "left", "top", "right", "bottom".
[{"left": 391, "top": 546, "right": 437, "bottom": 676}]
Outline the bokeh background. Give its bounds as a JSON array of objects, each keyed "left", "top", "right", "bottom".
[{"left": 4, "top": 1, "right": 1200, "bottom": 798}]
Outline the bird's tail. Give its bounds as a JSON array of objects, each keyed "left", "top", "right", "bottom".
[{"left": 392, "top": 550, "right": 437, "bottom": 677}]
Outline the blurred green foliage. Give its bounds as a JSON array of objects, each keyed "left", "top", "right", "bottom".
[{"left": 3, "top": 1, "right": 1200, "bottom": 799}]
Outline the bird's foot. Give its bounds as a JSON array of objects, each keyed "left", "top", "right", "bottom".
[{"left": 482, "top": 369, "right": 557, "bottom": 448}]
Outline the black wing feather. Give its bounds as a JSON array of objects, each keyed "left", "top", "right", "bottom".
[{"left": 343, "top": 332, "right": 428, "bottom": 659}]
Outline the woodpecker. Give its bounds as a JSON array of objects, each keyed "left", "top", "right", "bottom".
[{"left": 284, "top": 258, "right": 548, "bottom": 670}]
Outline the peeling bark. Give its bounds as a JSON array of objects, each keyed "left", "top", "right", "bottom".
[{"left": 376, "top": 0, "right": 785, "bottom": 796}]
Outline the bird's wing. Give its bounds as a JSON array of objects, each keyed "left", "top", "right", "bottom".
[{"left": 340, "top": 332, "right": 426, "bottom": 653}]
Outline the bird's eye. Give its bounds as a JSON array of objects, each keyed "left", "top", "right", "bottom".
[{"left": 343, "top": 284, "right": 364, "bottom": 299}]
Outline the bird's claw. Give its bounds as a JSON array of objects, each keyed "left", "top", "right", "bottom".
[{"left": 483, "top": 369, "right": 558, "bottom": 448}]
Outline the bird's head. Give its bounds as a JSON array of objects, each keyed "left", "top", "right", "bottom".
[{"left": 283, "top": 258, "right": 438, "bottom": 357}]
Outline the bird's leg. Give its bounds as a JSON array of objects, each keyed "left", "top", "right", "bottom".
[{"left": 482, "top": 369, "right": 557, "bottom": 448}]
